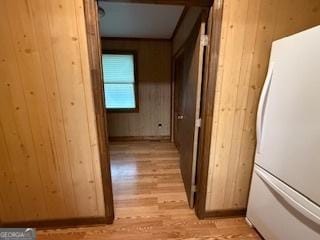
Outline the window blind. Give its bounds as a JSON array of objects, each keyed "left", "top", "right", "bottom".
[{"left": 102, "top": 54, "right": 136, "bottom": 109}]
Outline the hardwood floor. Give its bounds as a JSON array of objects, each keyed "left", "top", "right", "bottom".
[{"left": 38, "top": 141, "right": 260, "bottom": 239}]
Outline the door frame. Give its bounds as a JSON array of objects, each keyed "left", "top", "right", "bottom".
[
  {"left": 194, "top": 0, "right": 224, "bottom": 219},
  {"left": 83, "top": 0, "right": 114, "bottom": 223},
  {"left": 83, "top": 0, "right": 225, "bottom": 223}
]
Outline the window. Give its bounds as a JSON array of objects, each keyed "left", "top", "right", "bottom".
[{"left": 102, "top": 52, "right": 138, "bottom": 112}]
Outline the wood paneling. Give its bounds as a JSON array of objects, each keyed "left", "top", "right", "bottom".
[
  {"left": 206, "top": 0, "right": 320, "bottom": 211},
  {"left": 0, "top": 0, "right": 106, "bottom": 223},
  {"left": 101, "top": 39, "right": 171, "bottom": 138},
  {"left": 36, "top": 141, "right": 260, "bottom": 240}
]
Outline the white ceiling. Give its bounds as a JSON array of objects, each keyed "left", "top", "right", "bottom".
[{"left": 99, "top": 2, "right": 185, "bottom": 39}]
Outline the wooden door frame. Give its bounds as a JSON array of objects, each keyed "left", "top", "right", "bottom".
[
  {"left": 84, "top": 0, "right": 224, "bottom": 223},
  {"left": 87, "top": 0, "right": 230, "bottom": 220},
  {"left": 85, "top": 0, "right": 232, "bottom": 221},
  {"left": 83, "top": 0, "right": 114, "bottom": 223},
  {"left": 194, "top": 0, "right": 224, "bottom": 219},
  {"left": 99, "top": 0, "right": 213, "bottom": 7},
  {"left": 84, "top": 0, "right": 221, "bottom": 225}
]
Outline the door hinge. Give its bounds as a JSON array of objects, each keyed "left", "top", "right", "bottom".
[
  {"left": 195, "top": 118, "right": 202, "bottom": 128},
  {"left": 200, "top": 34, "right": 209, "bottom": 47},
  {"left": 191, "top": 185, "right": 197, "bottom": 193}
]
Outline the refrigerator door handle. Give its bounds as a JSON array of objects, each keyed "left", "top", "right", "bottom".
[
  {"left": 256, "top": 62, "right": 274, "bottom": 153},
  {"left": 255, "top": 166, "right": 320, "bottom": 226}
]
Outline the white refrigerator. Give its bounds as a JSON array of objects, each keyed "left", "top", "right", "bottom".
[{"left": 246, "top": 26, "right": 320, "bottom": 239}]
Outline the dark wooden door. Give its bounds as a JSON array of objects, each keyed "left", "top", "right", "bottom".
[
  {"left": 175, "top": 19, "right": 206, "bottom": 208},
  {"left": 174, "top": 53, "right": 185, "bottom": 151}
]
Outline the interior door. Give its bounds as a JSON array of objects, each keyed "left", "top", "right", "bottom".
[
  {"left": 177, "top": 19, "right": 206, "bottom": 208},
  {"left": 174, "top": 53, "right": 185, "bottom": 151}
]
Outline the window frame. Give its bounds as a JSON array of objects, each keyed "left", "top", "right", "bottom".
[{"left": 102, "top": 50, "right": 139, "bottom": 113}]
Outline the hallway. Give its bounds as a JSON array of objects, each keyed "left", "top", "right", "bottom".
[
  {"left": 38, "top": 141, "right": 260, "bottom": 239},
  {"left": 111, "top": 141, "right": 190, "bottom": 220}
]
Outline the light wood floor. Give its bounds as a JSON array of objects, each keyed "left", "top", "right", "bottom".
[{"left": 38, "top": 141, "right": 260, "bottom": 239}]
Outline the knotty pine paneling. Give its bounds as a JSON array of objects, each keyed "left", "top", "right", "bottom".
[
  {"left": 101, "top": 39, "right": 171, "bottom": 138},
  {"left": 0, "top": 0, "right": 105, "bottom": 223},
  {"left": 206, "top": 0, "right": 320, "bottom": 211}
]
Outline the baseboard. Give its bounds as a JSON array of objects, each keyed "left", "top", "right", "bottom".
[
  {"left": 109, "top": 136, "right": 171, "bottom": 142},
  {"left": 0, "top": 216, "right": 113, "bottom": 230},
  {"left": 202, "top": 208, "right": 246, "bottom": 219},
  {"left": 245, "top": 217, "right": 254, "bottom": 228}
]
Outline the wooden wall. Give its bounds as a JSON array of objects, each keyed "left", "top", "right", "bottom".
[
  {"left": 206, "top": 0, "right": 320, "bottom": 211},
  {"left": 0, "top": 0, "right": 106, "bottom": 223},
  {"left": 101, "top": 39, "right": 171, "bottom": 139}
]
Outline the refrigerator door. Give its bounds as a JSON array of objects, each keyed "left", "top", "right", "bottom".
[
  {"left": 255, "top": 26, "right": 320, "bottom": 206},
  {"left": 247, "top": 166, "right": 320, "bottom": 240}
]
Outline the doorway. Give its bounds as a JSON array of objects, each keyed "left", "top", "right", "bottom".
[{"left": 83, "top": 0, "right": 215, "bottom": 223}]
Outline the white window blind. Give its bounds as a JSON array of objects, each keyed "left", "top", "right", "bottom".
[{"left": 102, "top": 53, "right": 136, "bottom": 110}]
